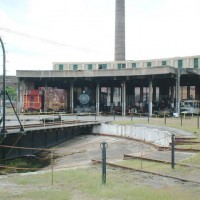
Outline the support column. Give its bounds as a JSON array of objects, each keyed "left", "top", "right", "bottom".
[
  {"left": 122, "top": 82, "right": 126, "bottom": 116},
  {"left": 187, "top": 86, "right": 190, "bottom": 99},
  {"left": 171, "top": 86, "right": 175, "bottom": 109},
  {"left": 110, "top": 86, "right": 114, "bottom": 106},
  {"left": 96, "top": 82, "right": 100, "bottom": 115},
  {"left": 44, "top": 84, "right": 48, "bottom": 112},
  {"left": 140, "top": 86, "right": 143, "bottom": 107},
  {"left": 17, "top": 80, "right": 21, "bottom": 113},
  {"left": 195, "top": 85, "right": 200, "bottom": 100},
  {"left": 149, "top": 79, "right": 153, "bottom": 117},
  {"left": 176, "top": 69, "right": 181, "bottom": 115},
  {"left": 17, "top": 80, "right": 24, "bottom": 113},
  {"left": 153, "top": 86, "right": 156, "bottom": 102},
  {"left": 111, "top": 86, "right": 114, "bottom": 110},
  {"left": 70, "top": 81, "right": 74, "bottom": 113}
]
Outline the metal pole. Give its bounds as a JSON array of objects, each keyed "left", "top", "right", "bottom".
[
  {"left": 198, "top": 116, "right": 199, "bottom": 129},
  {"left": 171, "top": 134, "right": 175, "bottom": 169},
  {"left": 148, "top": 78, "right": 153, "bottom": 117},
  {"left": 176, "top": 69, "right": 180, "bottom": 116},
  {"left": 51, "top": 151, "right": 54, "bottom": 186},
  {"left": 100, "top": 142, "right": 108, "bottom": 184},
  {"left": 0, "top": 37, "right": 6, "bottom": 133}
]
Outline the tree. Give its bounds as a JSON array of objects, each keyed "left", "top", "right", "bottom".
[{"left": 5, "top": 86, "right": 17, "bottom": 101}]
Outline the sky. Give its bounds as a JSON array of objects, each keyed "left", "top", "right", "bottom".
[{"left": 0, "top": 0, "right": 200, "bottom": 75}]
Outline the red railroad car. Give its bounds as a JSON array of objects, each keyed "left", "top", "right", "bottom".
[{"left": 23, "top": 89, "right": 43, "bottom": 112}]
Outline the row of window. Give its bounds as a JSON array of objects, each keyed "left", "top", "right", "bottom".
[{"left": 58, "top": 58, "right": 199, "bottom": 71}]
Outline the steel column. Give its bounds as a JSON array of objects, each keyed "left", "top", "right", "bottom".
[
  {"left": 176, "top": 69, "right": 180, "bottom": 115},
  {"left": 149, "top": 79, "right": 153, "bottom": 117},
  {"left": 70, "top": 81, "right": 74, "bottom": 113},
  {"left": 96, "top": 82, "right": 100, "bottom": 115}
]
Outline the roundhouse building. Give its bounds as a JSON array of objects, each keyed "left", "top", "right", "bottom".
[
  {"left": 16, "top": 55, "right": 200, "bottom": 116},
  {"left": 16, "top": 0, "right": 200, "bottom": 116}
]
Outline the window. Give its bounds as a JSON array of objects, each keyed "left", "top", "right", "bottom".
[
  {"left": 132, "top": 63, "right": 136, "bottom": 68},
  {"left": 59, "top": 64, "right": 63, "bottom": 70},
  {"left": 98, "top": 64, "right": 107, "bottom": 69},
  {"left": 194, "top": 58, "right": 198, "bottom": 68},
  {"left": 117, "top": 63, "right": 126, "bottom": 69},
  {"left": 178, "top": 60, "right": 183, "bottom": 68},
  {"left": 162, "top": 61, "right": 167, "bottom": 66},
  {"left": 147, "top": 62, "right": 151, "bottom": 67},
  {"left": 88, "top": 64, "right": 93, "bottom": 70},
  {"left": 122, "top": 64, "right": 126, "bottom": 68},
  {"left": 73, "top": 64, "right": 78, "bottom": 70}
]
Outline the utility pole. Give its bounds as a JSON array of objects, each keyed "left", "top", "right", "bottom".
[{"left": 0, "top": 36, "right": 7, "bottom": 133}]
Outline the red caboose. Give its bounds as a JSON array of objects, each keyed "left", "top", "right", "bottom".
[{"left": 23, "top": 89, "right": 43, "bottom": 112}]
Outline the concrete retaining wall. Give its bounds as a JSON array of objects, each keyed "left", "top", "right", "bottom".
[{"left": 92, "top": 124, "right": 172, "bottom": 147}]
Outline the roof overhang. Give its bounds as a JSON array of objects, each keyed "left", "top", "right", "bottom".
[{"left": 16, "top": 66, "right": 177, "bottom": 78}]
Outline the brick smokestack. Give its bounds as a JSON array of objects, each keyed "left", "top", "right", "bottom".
[{"left": 115, "top": 0, "right": 125, "bottom": 61}]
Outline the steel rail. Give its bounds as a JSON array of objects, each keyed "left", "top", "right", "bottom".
[{"left": 92, "top": 159, "right": 200, "bottom": 185}]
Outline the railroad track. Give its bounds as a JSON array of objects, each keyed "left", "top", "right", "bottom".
[{"left": 92, "top": 159, "right": 200, "bottom": 185}]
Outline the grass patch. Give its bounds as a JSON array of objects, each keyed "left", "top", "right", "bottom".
[
  {"left": 179, "top": 153, "right": 200, "bottom": 165},
  {"left": 176, "top": 143, "right": 200, "bottom": 150},
  {"left": 116, "top": 159, "right": 173, "bottom": 174},
  {"left": 1, "top": 166, "right": 200, "bottom": 200},
  {"left": 0, "top": 188, "right": 71, "bottom": 200}
]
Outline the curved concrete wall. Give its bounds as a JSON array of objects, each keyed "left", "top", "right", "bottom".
[{"left": 92, "top": 124, "right": 172, "bottom": 147}]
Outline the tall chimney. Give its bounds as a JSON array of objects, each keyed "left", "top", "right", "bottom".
[{"left": 115, "top": 0, "right": 125, "bottom": 61}]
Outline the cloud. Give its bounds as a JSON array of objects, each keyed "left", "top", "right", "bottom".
[{"left": 126, "top": 0, "right": 200, "bottom": 59}]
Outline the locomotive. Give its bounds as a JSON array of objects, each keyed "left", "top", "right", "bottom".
[{"left": 74, "top": 90, "right": 95, "bottom": 113}]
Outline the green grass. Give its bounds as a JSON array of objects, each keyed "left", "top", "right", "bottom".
[
  {"left": 176, "top": 143, "right": 200, "bottom": 150},
  {"left": 180, "top": 153, "right": 200, "bottom": 165},
  {"left": 0, "top": 190, "right": 71, "bottom": 200},
  {"left": 1, "top": 166, "right": 200, "bottom": 200},
  {"left": 116, "top": 159, "right": 170, "bottom": 171}
]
